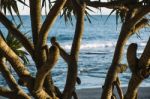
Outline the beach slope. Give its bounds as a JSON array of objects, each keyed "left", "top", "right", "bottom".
[{"left": 77, "top": 87, "right": 150, "bottom": 99}]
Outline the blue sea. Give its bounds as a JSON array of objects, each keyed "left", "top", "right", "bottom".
[{"left": 0, "top": 15, "right": 150, "bottom": 90}]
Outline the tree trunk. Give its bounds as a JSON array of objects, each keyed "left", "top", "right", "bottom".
[
  {"left": 125, "top": 38, "right": 150, "bottom": 99},
  {"left": 34, "top": 1, "right": 68, "bottom": 96},
  {"left": 29, "top": 0, "right": 41, "bottom": 47},
  {"left": 62, "top": 1, "right": 85, "bottom": 99},
  {"left": 101, "top": 7, "right": 150, "bottom": 99},
  {"left": 36, "top": 0, "right": 68, "bottom": 67},
  {"left": 124, "top": 74, "right": 142, "bottom": 99},
  {"left": 34, "top": 46, "right": 59, "bottom": 99},
  {"left": 101, "top": 22, "right": 131, "bottom": 99}
]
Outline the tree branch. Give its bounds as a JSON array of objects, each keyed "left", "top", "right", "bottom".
[
  {"left": 0, "top": 37, "right": 49, "bottom": 98},
  {"left": 101, "top": 7, "right": 146, "bottom": 98},
  {"left": 51, "top": 37, "right": 70, "bottom": 63},
  {"left": 0, "top": 36, "right": 36, "bottom": 96},
  {"left": 29, "top": 0, "right": 41, "bottom": 46},
  {"left": 133, "top": 18, "right": 149, "bottom": 33},
  {"left": 129, "top": 6, "right": 150, "bottom": 27},
  {"left": 70, "top": 0, "right": 86, "bottom": 59},
  {"left": 38, "top": 0, "right": 68, "bottom": 49},
  {"left": 35, "top": 0, "right": 68, "bottom": 69},
  {"left": 125, "top": 39, "right": 150, "bottom": 99},
  {"left": 0, "top": 11, "right": 34, "bottom": 57},
  {"left": 127, "top": 43, "right": 138, "bottom": 72},
  {"left": 0, "top": 87, "right": 16, "bottom": 98},
  {"left": 0, "top": 58, "right": 30, "bottom": 98},
  {"left": 34, "top": 46, "right": 59, "bottom": 98},
  {"left": 139, "top": 37, "right": 150, "bottom": 68},
  {"left": 62, "top": 0, "right": 86, "bottom": 99},
  {"left": 0, "top": 58, "right": 19, "bottom": 90},
  {"left": 0, "top": 87, "right": 30, "bottom": 99},
  {"left": 0, "top": 36, "right": 30, "bottom": 77},
  {"left": 115, "top": 78, "right": 123, "bottom": 99},
  {"left": 116, "top": 64, "right": 127, "bottom": 73},
  {"left": 124, "top": 74, "right": 142, "bottom": 99}
]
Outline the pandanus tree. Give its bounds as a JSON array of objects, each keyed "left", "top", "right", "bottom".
[
  {"left": 0, "top": 0, "right": 86, "bottom": 98},
  {"left": 0, "top": 0, "right": 150, "bottom": 99}
]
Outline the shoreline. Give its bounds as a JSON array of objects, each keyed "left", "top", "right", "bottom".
[
  {"left": 0, "top": 87, "right": 150, "bottom": 99},
  {"left": 77, "top": 87, "right": 150, "bottom": 99}
]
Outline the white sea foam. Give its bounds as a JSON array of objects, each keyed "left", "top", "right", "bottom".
[
  {"left": 139, "top": 42, "right": 147, "bottom": 46},
  {"left": 61, "top": 41, "right": 147, "bottom": 50},
  {"left": 62, "top": 41, "right": 116, "bottom": 50}
]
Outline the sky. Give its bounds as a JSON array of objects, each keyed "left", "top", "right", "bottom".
[{"left": 16, "top": 0, "right": 113, "bottom": 15}]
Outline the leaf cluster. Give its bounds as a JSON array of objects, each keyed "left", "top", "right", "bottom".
[
  {"left": 60, "top": 0, "right": 94, "bottom": 24},
  {"left": 0, "top": 24, "right": 30, "bottom": 65},
  {"left": 0, "top": 0, "right": 28, "bottom": 23}
]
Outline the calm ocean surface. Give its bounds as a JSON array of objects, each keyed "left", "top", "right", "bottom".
[{"left": 0, "top": 15, "right": 150, "bottom": 90}]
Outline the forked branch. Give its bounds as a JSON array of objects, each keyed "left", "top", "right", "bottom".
[
  {"left": 38, "top": 0, "right": 68, "bottom": 49},
  {"left": 34, "top": 46, "right": 59, "bottom": 99},
  {"left": 125, "top": 38, "right": 150, "bottom": 99}
]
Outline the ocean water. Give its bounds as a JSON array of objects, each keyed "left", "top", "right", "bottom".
[{"left": 0, "top": 15, "right": 150, "bottom": 90}]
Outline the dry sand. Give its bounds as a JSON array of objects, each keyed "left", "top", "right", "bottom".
[{"left": 77, "top": 87, "right": 150, "bottom": 99}]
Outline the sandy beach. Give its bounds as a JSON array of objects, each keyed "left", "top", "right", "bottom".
[{"left": 77, "top": 87, "right": 150, "bottom": 99}]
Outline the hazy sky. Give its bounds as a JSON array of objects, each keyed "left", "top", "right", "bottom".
[{"left": 16, "top": 0, "right": 113, "bottom": 15}]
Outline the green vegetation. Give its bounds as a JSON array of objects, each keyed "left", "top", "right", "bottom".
[{"left": 0, "top": 24, "right": 30, "bottom": 65}]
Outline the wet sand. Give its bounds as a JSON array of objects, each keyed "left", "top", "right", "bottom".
[
  {"left": 77, "top": 87, "right": 150, "bottom": 99},
  {"left": 0, "top": 87, "right": 150, "bottom": 99}
]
